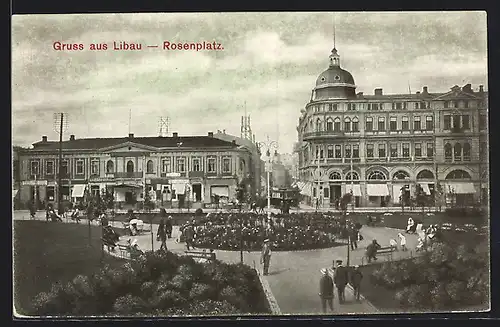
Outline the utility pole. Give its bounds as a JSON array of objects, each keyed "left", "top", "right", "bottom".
[
  {"left": 257, "top": 136, "right": 278, "bottom": 220},
  {"left": 54, "top": 113, "right": 65, "bottom": 215}
]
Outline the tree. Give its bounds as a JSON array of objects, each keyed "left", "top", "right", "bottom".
[
  {"left": 339, "top": 193, "right": 352, "bottom": 217},
  {"left": 415, "top": 184, "right": 426, "bottom": 213}
]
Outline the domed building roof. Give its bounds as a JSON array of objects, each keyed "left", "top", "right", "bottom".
[{"left": 315, "top": 66, "right": 355, "bottom": 86}]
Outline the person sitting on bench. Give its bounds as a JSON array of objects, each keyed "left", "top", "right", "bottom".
[
  {"left": 366, "top": 239, "right": 381, "bottom": 263},
  {"left": 126, "top": 239, "right": 143, "bottom": 259}
]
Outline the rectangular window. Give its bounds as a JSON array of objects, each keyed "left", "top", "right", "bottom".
[
  {"left": 378, "top": 144, "right": 386, "bottom": 158},
  {"left": 415, "top": 143, "right": 422, "bottom": 157},
  {"left": 334, "top": 120, "right": 340, "bottom": 132},
  {"left": 30, "top": 160, "right": 39, "bottom": 176},
  {"left": 352, "top": 120, "right": 359, "bottom": 132},
  {"left": 327, "top": 145, "right": 334, "bottom": 158},
  {"left": 207, "top": 157, "right": 216, "bottom": 173},
  {"left": 161, "top": 158, "right": 171, "bottom": 173},
  {"left": 444, "top": 115, "right": 451, "bottom": 130},
  {"left": 345, "top": 144, "right": 351, "bottom": 158},
  {"left": 421, "top": 102, "right": 427, "bottom": 109},
  {"left": 378, "top": 117, "right": 385, "bottom": 131},
  {"left": 367, "top": 103, "right": 372, "bottom": 110},
  {"left": 366, "top": 144, "right": 374, "bottom": 158},
  {"left": 76, "top": 159, "right": 84, "bottom": 175},
  {"left": 396, "top": 102, "right": 402, "bottom": 110},
  {"left": 415, "top": 102, "right": 420, "bottom": 109},
  {"left": 390, "top": 144, "right": 398, "bottom": 158},
  {"left": 91, "top": 159, "right": 99, "bottom": 175},
  {"left": 329, "top": 104, "right": 333, "bottom": 111},
  {"left": 46, "top": 160, "right": 54, "bottom": 175},
  {"left": 177, "top": 158, "right": 186, "bottom": 172},
  {"left": 402, "top": 143, "right": 410, "bottom": 158},
  {"left": 332, "top": 104, "right": 337, "bottom": 111},
  {"left": 414, "top": 116, "right": 421, "bottom": 130},
  {"left": 402, "top": 117, "right": 409, "bottom": 131},
  {"left": 426, "top": 116, "right": 434, "bottom": 131},
  {"left": 479, "top": 114, "right": 487, "bottom": 130},
  {"left": 334, "top": 145, "right": 342, "bottom": 158},
  {"left": 464, "top": 101, "right": 469, "bottom": 108},
  {"left": 444, "top": 101, "right": 449, "bottom": 108},
  {"left": 192, "top": 158, "right": 201, "bottom": 171},
  {"left": 344, "top": 120, "right": 351, "bottom": 132},
  {"left": 373, "top": 103, "right": 379, "bottom": 110},
  {"left": 454, "top": 101, "right": 459, "bottom": 108},
  {"left": 427, "top": 143, "right": 434, "bottom": 158},
  {"left": 462, "top": 115, "right": 470, "bottom": 129},
  {"left": 60, "top": 160, "right": 68, "bottom": 176},
  {"left": 366, "top": 117, "right": 373, "bottom": 131},
  {"left": 353, "top": 144, "right": 359, "bottom": 158},
  {"left": 390, "top": 117, "right": 397, "bottom": 131},
  {"left": 453, "top": 115, "right": 461, "bottom": 129},
  {"left": 320, "top": 149, "right": 324, "bottom": 159},
  {"left": 222, "top": 157, "right": 231, "bottom": 173}
]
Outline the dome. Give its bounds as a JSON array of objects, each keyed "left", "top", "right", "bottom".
[{"left": 315, "top": 66, "right": 355, "bottom": 86}]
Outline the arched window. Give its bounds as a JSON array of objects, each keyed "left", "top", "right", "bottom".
[
  {"left": 333, "top": 117, "right": 341, "bottom": 132},
  {"left": 463, "top": 143, "right": 471, "bottom": 161},
  {"left": 329, "top": 171, "right": 342, "bottom": 180},
  {"left": 106, "top": 160, "right": 114, "bottom": 173},
  {"left": 417, "top": 170, "right": 434, "bottom": 179},
  {"left": 445, "top": 169, "right": 471, "bottom": 179},
  {"left": 352, "top": 117, "right": 359, "bottom": 132},
  {"left": 326, "top": 118, "right": 333, "bottom": 131},
  {"left": 367, "top": 170, "right": 387, "bottom": 180},
  {"left": 454, "top": 143, "right": 462, "bottom": 161},
  {"left": 393, "top": 170, "right": 410, "bottom": 180},
  {"left": 345, "top": 171, "right": 360, "bottom": 180},
  {"left": 146, "top": 160, "right": 154, "bottom": 174},
  {"left": 126, "top": 160, "right": 134, "bottom": 173},
  {"left": 344, "top": 117, "right": 351, "bottom": 132},
  {"left": 316, "top": 118, "right": 322, "bottom": 132},
  {"left": 444, "top": 143, "right": 452, "bottom": 161}
]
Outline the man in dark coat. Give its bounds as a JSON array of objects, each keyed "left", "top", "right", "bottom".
[
  {"left": 183, "top": 223, "right": 195, "bottom": 250},
  {"left": 319, "top": 268, "right": 334, "bottom": 313},
  {"left": 366, "top": 239, "right": 381, "bottom": 263},
  {"left": 349, "top": 265, "right": 363, "bottom": 301},
  {"left": 261, "top": 239, "right": 272, "bottom": 275},
  {"left": 349, "top": 226, "right": 358, "bottom": 250},
  {"left": 334, "top": 260, "right": 349, "bottom": 303}
]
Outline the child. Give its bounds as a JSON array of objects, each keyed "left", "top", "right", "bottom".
[
  {"left": 389, "top": 238, "right": 398, "bottom": 251},
  {"left": 397, "top": 232, "right": 407, "bottom": 251}
]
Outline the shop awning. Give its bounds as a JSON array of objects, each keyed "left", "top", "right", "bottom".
[
  {"left": 345, "top": 184, "right": 362, "bottom": 196},
  {"left": 71, "top": 185, "right": 87, "bottom": 198},
  {"left": 211, "top": 186, "right": 229, "bottom": 197},
  {"left": 392, "top": 185, "right": 404, "bottom": 199},
  {"left": 419, "top": 183, "right": 431, "bottom": 195},
  {"left": 115, "top": 183, "right": 142, "bottom": 188},
  {"left": 367, "top": 184, "right": 389, "bottom": 196},
  {"left": 446, "top": 183, "right": 476, "bottom": 194},
  {"left": 12, "top": 189, "right": 18, "bottom": 198},
  {"left": 300, "top": 182, "right": 313, "bottom": 196},
  {"left": 172, "top": 183, "right": 186, "bottom": 195}
]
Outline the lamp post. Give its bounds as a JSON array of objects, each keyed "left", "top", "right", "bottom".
[{"left": 257, "top": 136, "right": 278, "bottom": 220}]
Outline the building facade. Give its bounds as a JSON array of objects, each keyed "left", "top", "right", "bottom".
[
  {"left": 16, "top": 132, "right": 255, "bottom": 209},
  {"left": 296, "top": 47, "right": 489, "bottom": 208}
]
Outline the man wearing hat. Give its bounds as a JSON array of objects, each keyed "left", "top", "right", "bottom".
[
  {"left": 349, "top": 265, "right": 363, "bottom": 302},
  {"left": 261, "top": 239, "right": 272, "bottom": 275},
  {"left": 319, "top": 268, "right": 334, "bottom": 313},
  {"left": 334, "top": 260, "right": 348, "bottom": 303}
]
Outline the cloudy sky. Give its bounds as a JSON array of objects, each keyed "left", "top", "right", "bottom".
[{"left": 12, "top": 12, "right": 487, "bottom": 153}]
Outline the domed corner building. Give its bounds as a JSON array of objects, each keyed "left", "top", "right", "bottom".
[{"left": 296, "top": 46, "right": 489, "bottom": 209}]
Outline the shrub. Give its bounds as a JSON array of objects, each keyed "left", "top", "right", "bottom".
[
  {"left": 189, "top": 300, "right": 241, "bottom": 315},
  {"left": 113, "top": 294, "right": 148, "bottom": 314},
  {"left": 190, "top": 283, "right": 217, "bottom": 301}
]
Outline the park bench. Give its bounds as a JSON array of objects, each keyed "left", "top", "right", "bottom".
[
  {"left": 117, "top": 244, "right": 130, "bottom": 258},
  {"left": 362, "top": 246, "right": 395, "bottom": 265},
  {"left": 185, "top": 250, "right": 216, "bottom": 263}
]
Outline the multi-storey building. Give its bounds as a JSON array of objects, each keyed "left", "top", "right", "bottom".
[
  {"left": 296, "top": 47, "right": 489, "bottom": 208},
  {"left": 15, "top": 132, "right": 255, "bottom": 209}
]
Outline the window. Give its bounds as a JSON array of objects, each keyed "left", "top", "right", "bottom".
[
  {"left": 454, "top": 143, "right": 462, "bottom": 161},
  {"left": 46, "top": 160, "right": 54, "bottom": 175},
  {"left": 316, "top": 118, "right": 322, "bottom": 132},
  {"left": 415, "top": 143, "right": 422, "bottom": 157},
  {"left": 146, "top": 160, "right": 154, "bottom": 174},
  {"left": 333, "top": 118, "right": 341, "bottom": 132},
  {"left": 192, "top": 158, "right": 201, "bottom": 171},
  {"left": 427, "top": 143, "right": 434, "bottom": 158},
  {"left": 177, "top": 158, "right": 186, "bottom": 172},
  {"left": 329, "top": 172, "right": 342, "bottom": 180},
  {"left": 320, "top": 148, "right": 324, "bottom": 159},
  {"left": 367, "top": 103, "right": 371, "bottom": 110},
  {"left": 479, "top": 114, "right": 487, "bottom": 130},
  {"left": 446, "top": 170, "right": 471, "bottom": 179},
  {"left": 30, "top": 160, "right": 39, "bottom": 176},
  {"left": 373, "top": 103, "right": 379, "bottom": 111},
  {"left": 444, "top": 115, "right": 451, "bottom": 130},
  {"left": 352, "top": 118, "right": 359, "bottom": 132},
  {"left": 390, "top": 117, "right": 397, "bottom": 131},
  {"left": 378, "top": 117, "right": 386, "bottom": 131},
  {"left": 328, "top": 104, "right": 333, "bottom": 111},
  {"left": 393, "top": 171, "right": 410, "bottom": 180},
  {"left": 332, "top": 104, "right": 338, "bottom": 111},
  {"left": 61, "top": 160, "right": 68, "bottom": 176},
  {"left": 415, "top": 102, "right": 420, "bottom": 109},
  {"left": 444, "top": 143, "right": 452, "bottom": 161},
  {"left": 222, "top": 157, "right": 231, "bottom": 173},
  {"left": 417, "top": 170, "right": 434, "bottom": 179},
  {"left": 327, "top": 145, "right": 334, "bottom": 158},
  {"left": 324, "top": 188, "right": 329, "bottom": 198},
  {"left": 453, "top": 115, "right": 461, "bottom": 129},
  {"left": 396, "top": 102, "right": 402, "bottom": 110},
  {"left": 414, "top": 116, "right": 421, "bottom": 130},
  {"left": 127, "top": 160, "right": 134, "bottom": 173},
  {"left": 462, "top": 115, "right": 470, "bottom": 129},
  {"left": 444, "top": 101, "right": 449, "bottom": 108},
  {"left": 402, "top": 143, "right": 410, "bottom": 158},
  {"left": 344, "top": 118, "right": 351, "bottom": 132},
  {"left": 368, "top": 170, "right": 387, "bottom": 180},
  {"left": 76, "top": 159, "right": 84, "bottom": 175},
  {"left": 366, "top": 117, "right": 373, "bottom": 131},
  {"left": 91, "top": 159, "right": 99, "bottom": 175},
  {"left": 454, "top": 101, "right": 459, "bottom": 108},
  {"left": 351, "top": 104, "right": 356, "bottom": 110},
  {"left": 334, "top": 145, "right": 342, "bottom": 158},
  {"left": 106, "top": 160, "right": 114, "bottom": 173},
  {"left": 464, "top": 101, "right": 469, "bottom": 108},
  {"left": 426, "top": 116, "right": 434, "bottom": 131},
  {"left": 207, "top": 157, "right": 216, "bottom": 173},
  {"left": 378, "top": 144, "right": 386, "bottom": 158},
  {"left": 326, "top": 118, "right": 333, "bottom": 131},
  {"left": 463, "top": 143, "right": 471, "bottom": 161},
  {"left": 352, "top": 144, "right": 359, "bottom": 158},
  {"left": 161, "top": 158, "right": 171, "bottom": 173},
  {"left": 390, "top": 143, "right": 398, "bottom": 157},
  {"left": 346, "top": 171, "right": 359, "bottom": 180},
  {"left": 345, "top": 144, "right": 351, "bottom": 158},
  {"left": 421, "top": 102, "right": 427, "bottom": 109},
  {"left": 402, "top": 117, "right": 409, "bottom": 131},
  {"left": 366, "top": 144, "right": 374, "bottom": 158}
]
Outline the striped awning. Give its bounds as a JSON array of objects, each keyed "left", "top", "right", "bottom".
[
  {"left": 300, "top": 182, "right": 313, "bottom": 196},
  {"left": 446, "top": 183, "right": 476, "bottom": 194},
  {"left": 345, "top": 184, "right": 362, "bottom": 196},
  {"left": 367, "top": 184, "right": 389, "bottom": 196}
]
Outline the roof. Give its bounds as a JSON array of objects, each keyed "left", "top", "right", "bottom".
[
  {"left": 30, "top": 136, "right": 238, "bottom": 151},
  {"left": 315, "top": 66, "right": 355, "bottom": 86}
]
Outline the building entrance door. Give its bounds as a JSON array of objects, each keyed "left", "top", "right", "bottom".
[
  {"left": 329, "top": 184, "right": 342, "bottom": 204},
  {"left": 125, "top": 191, "right": 134, "bottom": 204},
  {"left": 192, "top": 184, "right": 202, "bottom": 202}
]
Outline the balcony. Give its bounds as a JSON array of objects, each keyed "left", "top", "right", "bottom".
[
  {"left": 303, "top": 131, "right": 344, "bottom": 140},
  {"left": 115, "top": 172, "right": 143, "bottom": 178}
]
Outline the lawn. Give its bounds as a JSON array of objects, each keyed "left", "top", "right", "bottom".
[{"left": 13, "top": 220, "right": 126, "bottom": 315}]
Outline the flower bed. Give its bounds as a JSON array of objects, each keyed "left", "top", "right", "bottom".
[{"left": 30, "top": 251, "right": 271, "bottom": 316}]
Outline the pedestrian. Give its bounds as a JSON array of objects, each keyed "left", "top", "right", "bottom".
[
  {"left": 397, "top": 233, "right": 407, "bottom": 251},
  {"left": 389, "top": 238, "right": 398, "bottom": 251},
  {"left": 183, "top": 223, "right": 195, "bottom": 250},
  {"left": 157, "top": 218, "right": 168, "bottom": 251},
  {"left": 333, "top": 260, "right": 348, "bottom": 303},
  {"left": 350, "top": 226, "right": 358, "bottom": 250},
  {"left": 261, "top": 239, "right": 272, "bottom": 276},
  {"left": 165, "top": 215, "right": 173, "bottom": 239},
  {"left": 366, "top": 239, "right": 381, "bottom": 263},
  {"left": 319, "top": 268, "right": 334, "bottom": 313},
  {"left": 350, "top": 265, "right": 363, "bottom": 302}
]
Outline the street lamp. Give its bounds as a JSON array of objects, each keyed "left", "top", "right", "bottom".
[{"left": 257, "top": 136, "right": 278, "bottom": 220}]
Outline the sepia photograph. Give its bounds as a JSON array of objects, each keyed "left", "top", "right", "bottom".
[{"left": 12, "top": 11, "right": 490, "bottom": 317}]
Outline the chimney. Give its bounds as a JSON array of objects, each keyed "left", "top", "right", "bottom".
[
  {"left": 172, "top": 132, "right": 178, "bottom": 138},
  {"left": 423, "top": 86, "right": 428, "bottom": 94},
  {"left": 223, "top": 129, "right": 226, "bottom": 134},
  {"left": 479, "top": 85, "right": 484, "bottom": 93},
  {"left": 208, "top": 132, "right": 214, "bottom": 137},
  {"left": 42, "top": 136, "right": 47, "bottom": 142},
  {"left": 128, "top": 133, "right": 134, "bottom": 138},
  {"left": 70, "top": 135, "right": 75, "bottom": 141},
  {"left": 374, "top": 88, "right": 383, "bottom": 96},
  {"left": 416, "top": 91, "right": 420, "bottom": 95}
]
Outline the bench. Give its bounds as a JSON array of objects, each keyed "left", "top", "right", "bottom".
[
  {"left": 117, "top": 244, "right": 130, "bottom": 258},
  {"left": 377, "top": 246, "right": 395, "bottom": 260},
  {"left": 185, "top": 250, "right": 216, "bottom": 263}
]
